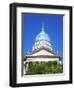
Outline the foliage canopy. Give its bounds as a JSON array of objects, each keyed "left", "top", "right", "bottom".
[{"left": 25, "top": 61, "right": 63, "bottom": 75}]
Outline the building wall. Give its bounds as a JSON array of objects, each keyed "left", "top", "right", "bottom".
[{"left": 26, "top": 57, "right": 59, "bottom": 62}]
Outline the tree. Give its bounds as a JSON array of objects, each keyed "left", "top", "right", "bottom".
[{"left": 25, "top": 61, "right": 63, "bottom": 75}]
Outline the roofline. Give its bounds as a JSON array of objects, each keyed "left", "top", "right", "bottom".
[
  {"left": 24, "top": 55, "right": 62, "bottom": 60},
  {"left": 28, "top": 47, "right": 60, "bottom": 56}
]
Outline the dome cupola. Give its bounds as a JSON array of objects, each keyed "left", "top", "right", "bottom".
[{"left": 32, "top": 24, "right": 53, "bottom": 51}]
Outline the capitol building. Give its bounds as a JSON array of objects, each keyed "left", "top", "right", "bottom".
[{"left": 23, "top": 24, "right": 62, "bottom": 75}]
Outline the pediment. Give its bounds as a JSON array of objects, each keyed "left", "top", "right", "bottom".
[
  {"left": 28, "top": 48, "right": 57, "bottom": 56},
  {"left": 32, "top": 49, "right": 54, "bottom": 56}
]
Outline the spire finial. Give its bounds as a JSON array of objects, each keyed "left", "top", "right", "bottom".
[
  {"left": 57, "top": 50, "right": 59, "bottom": 54},
  {"left": 42, "top": 23, "right": 45, "bottom": 32}
]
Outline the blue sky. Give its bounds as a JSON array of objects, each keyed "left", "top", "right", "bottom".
[{"left": 22, "top": 13, "right": 63, "bottom": 62}]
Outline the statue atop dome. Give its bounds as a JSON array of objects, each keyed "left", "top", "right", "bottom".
[{"left": 32, "top": 23, "right": 53, "bottom": 51}]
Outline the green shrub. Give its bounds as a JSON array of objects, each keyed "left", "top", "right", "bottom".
[{"left": 25, "top": 61, "right": 63, "bottom": 75}]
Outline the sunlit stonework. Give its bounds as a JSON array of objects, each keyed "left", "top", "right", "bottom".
[{"left": 32, "top": 24, "right": 52, "bottom": 51}]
